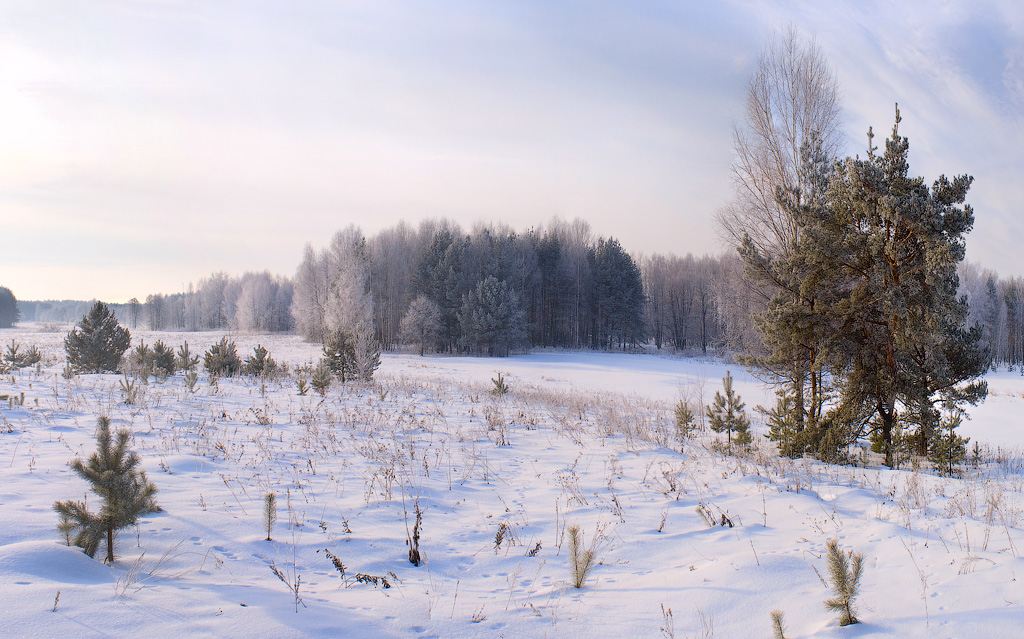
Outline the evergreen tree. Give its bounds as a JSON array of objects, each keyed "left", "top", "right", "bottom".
[
  {"left": 243, "top": 344, "right": 277, "bottom": 377},
  {"left": 705, "top": 371, "right": 751, "bottom": 444},
  {"left": 64, "top": 302, "right": 132, "bottom": 373},
  {"left": 53, "top": 416, "right": 160, "bottom": 563},
  {"left": 151, "top": 340, "right": 177, "bottom": 377},
  {"left": 739, "top": 133, "right": 834, "bottom": 445},
  {"left": 591, "top": 238, "right": 645, "bottom": 349},
  {"left": 806, "top": 108, "right": 987, "bottom": 465},
  {"left": 323, "top": 329, "right": 356, "bottom": 382},
  {"left": 399, "top": 295, "right": 442, "bottom": 356},
  {"left": 458, "top": 276, "right": 528, "bottom": 357},
  {"left": 204, "top": 337, "right": 241, "bottom": 377},
  {"left": 0, "top": 286, "right": 20, "bottom": 328}
]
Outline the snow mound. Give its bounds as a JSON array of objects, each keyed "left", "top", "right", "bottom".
[{"left": 0, "top": 541, "right": 114, "bottom": 584}]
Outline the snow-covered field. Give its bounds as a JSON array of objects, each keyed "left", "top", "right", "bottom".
[{"left": 1, "top": 324, "right": 1023, "bottom": 638}]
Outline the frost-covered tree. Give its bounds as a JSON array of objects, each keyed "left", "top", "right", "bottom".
[
  {"left": 399, "top": 295, "right": 442, "bottom": 355},
  {"left": 53, "top": 416, "right": 159, "bottom": 563},
  {"left": 65, "top": 302, "right": 132, "bottom": 373},
  {"left": 292, "top": 226, "right": 374, "bottom": 343},
  {"left": 459, "top": 276, "right": 527, "bottom": 357},
  {"left": 0, "top": 286, "right": 21, "bottom": 328},
  {"left": 769, "top": 108, "right": 988, "bottom": 466}
]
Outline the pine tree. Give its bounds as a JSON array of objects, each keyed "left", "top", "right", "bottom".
[
  {"left": 705, "top": 371, "right": 751, "bottom": 445},
  {"left": 64, "top": 302, "right": 132, "bottom": 373},
  {"left": 204, "top": 337, "right": 241, "bottom": 377},
  {"left": 243, "top": 344, "right": 277, "bottom": 378},
  {"left": 805, "top": 107, "right": 988, "bottom": 465},
  {"left": 151, "top": 340, "right": 176, "bottom": 377},
  {"left": 53, "top": 416, "right": 160, "bottom": 562},
  {"left": 824, "top": 538, "right": 864, "bottom": 626},
  {"left": 323, "top": 329, "right": 356, "bottom": 382}
]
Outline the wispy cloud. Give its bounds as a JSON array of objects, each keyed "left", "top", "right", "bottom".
[{"left": 1, "top": 1, "right": 1022, "bottom": 300}]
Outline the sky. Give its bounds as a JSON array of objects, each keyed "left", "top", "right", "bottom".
[{"left": 2, "top": 0, "right": 1023, "bottom": 302}]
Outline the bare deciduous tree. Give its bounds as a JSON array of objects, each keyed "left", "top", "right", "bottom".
[{"left": 718, "top": 24, "right": 843, "bottom": 259}]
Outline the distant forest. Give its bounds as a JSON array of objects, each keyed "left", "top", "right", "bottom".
[{"left": 12, "top": 216, "right": 1024, "bottom": 367}]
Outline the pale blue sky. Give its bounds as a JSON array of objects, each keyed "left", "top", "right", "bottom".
[{"left": 2, "top": 1, "right": 1023, "bottom": 301}]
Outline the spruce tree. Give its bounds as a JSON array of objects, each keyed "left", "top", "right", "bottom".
[
  {"left": 458, "top": 276, "right": 527, "bottom": 357},
  {"left": 64, "top": 302, "right": 132, "bottom": 373},
  {"left": 705, "top": 371, "right": 751, "bottom": 445},
  {"left": 53, "top": 416, "right": 159, "bottom": 563}
]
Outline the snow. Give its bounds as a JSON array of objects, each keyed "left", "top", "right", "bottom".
[{"left": 1, "top": 324, "right": 1023, "bottom": 638}]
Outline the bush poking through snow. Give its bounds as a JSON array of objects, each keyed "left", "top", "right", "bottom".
[
  {"left": 204, "top": 337, "right": 241, "bottom": 378},
  {"left": 491, "top": 372, "right": 510, "bottom": 396},
  {"left": 310, "top": 360, "right": 332, "bottom": 396},
  {"left": 264, "top": 492, "right": 277, "bottom": 541},
  {"left": 770, "top": 610, "right": 787, "bottom": 638},
  {"left": 53, "top": 416, "right": 160, "bottom": 563},
  {"left": 824, "top": 538, "right": 865, "bottom": 626},
  {"left": 176, "top": 341, "right": 200, "bottom": 372},
  {"left": 407, "top": 500, "right": 423, "bottom": 566},
  {"left": 244, "top": 345, "right": 278, "bottom": 378},
  {"left": 568, "top": 525, "right": 598, "bottom": 588}
]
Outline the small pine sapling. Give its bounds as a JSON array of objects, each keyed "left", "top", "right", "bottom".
[
  {"left": 310, "top": 360, "right": 332, "bottom": 397},
  {"left": 567, "top": 525, "right": 597, "bottom": 588},
  {"left": 491, "top": 372, "right": 510, "bottom": 396},
  {"left": 130, "top": 340, "right": 153, "bottom": 380},
  {"left": 705, "top": 370, "right": 751, "bottom": 445},
  {"left": 53, "top": 416, "right": 160, "bottom": 563},
  {"left": 204, "top": 337, "right": 241, "bottom": 378},
  {"left": 930, "top": 412, "right": 969, "bottom": 477},
  {"left": 119, "top": 374, "right": 140, "bottom": 405},
  {"left": 323, "top": 330, "right": 356, "bottom": 383},
  {"left": 824, "top": 538, "right": 864, "bottom": 626},
  {"left": 296, "top": 377, "right": 310, "bottom": 396},
  {"left": 183, "top": 370, "right": 199, "bottom": 393},
  {"left": 770, "top": 610, "right": 787, "bottom": 639},
  {"left": 264, "top": 492, "right": 277, "bottom": 541},
  {"left": 674, "top": 400, "right": 695, "bottom": 442},
  {"left": 244, "top": 344, "right": 278, "bottom": 378},
  {"left": 151, "top": 340, "right": 176, "bottom": 378},
  {"left": 176, "top": 341, "right": 200, "bottom": 372},
  {"left": 352, "top": 330, "right": 381, "bottom": 382},
  {"left": 64, "top": 302, "right": 132, "bottom": 374}
]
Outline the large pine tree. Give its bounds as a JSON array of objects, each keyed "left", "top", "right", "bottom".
[{"left": 791, "top": 107, "right": 987, "bottom": 465}]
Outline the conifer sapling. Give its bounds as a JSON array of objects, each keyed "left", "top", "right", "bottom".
[
  {"left": 824, "top": 538, "right": 864, "bottom": 626},
  {"left": 705, "top": 371, "right": 751, "bottom": 445},
  {"left": 264, "top": 492, "right": 278, "bottom": 541},
  {"left": 53, "top": 416, "right": 160, "bottom": 562}
]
